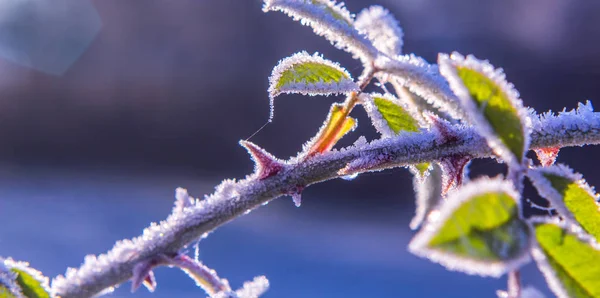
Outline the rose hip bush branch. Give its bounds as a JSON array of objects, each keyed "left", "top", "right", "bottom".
[{"left": 2, "top": 1, "right": 600, "bottom": 298}]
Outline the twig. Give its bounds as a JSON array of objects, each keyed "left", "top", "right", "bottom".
[{"left": 52, "top": 108, "right": 600, "bottom": 298}]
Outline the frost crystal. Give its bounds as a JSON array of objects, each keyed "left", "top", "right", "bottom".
[
  {"left": 530, "top": 101, "right": 600, "bottom": 148},
  {"left": 263, "top": 0, "right": 377, "bottom": 64},
  {"left": 0, "top": 259, "right": 21, "bottom": 297},
  {"left": 355, "top": 6, "right": 403, "bottom": 57},
  {"left": 375, "top": 54, "right": 463, "bottom": 120},
  {"left": 438, "top": 52, "right": 532, "bottom": 168},
  {"left": 174, "top": 187, "right": 195, "bottom": 215},
  {"left": 267, "top": 51, "right": 358, "bottom": 121}
]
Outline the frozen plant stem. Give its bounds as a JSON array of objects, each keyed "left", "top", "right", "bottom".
[
  {"left": 507, "top": 271, "right": 521, "bottom": 298},
  {"left": 52, "top": 109, "right": 600, "bottom": 298}
]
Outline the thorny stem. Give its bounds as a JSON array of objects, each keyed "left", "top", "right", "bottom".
[
  {"left": 52, "top": 115, "right": 600, "bottom": 298},
  {"left": 507, "top": 271, "right": 521, "bottom": 298}
]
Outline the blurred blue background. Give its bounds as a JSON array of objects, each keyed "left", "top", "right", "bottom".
[{"left": 1, "top": 0, "right": 600, "bottom": 297}]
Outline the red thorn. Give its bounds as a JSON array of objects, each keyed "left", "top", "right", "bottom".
[
  {"left": 427, "top": 113, "right": 458, "bottom": 143},
  {"left": 142, "top": 271, "right": 157, "bottom": 292},
  {"left": 534, "top": 147, "right": 560, "bottom": 167},
  {"left": 240, "top": 140, "right": 284, "bottom": 180},
  {"left": 440, "top": 155, "right": 471, "bottom": 195}
]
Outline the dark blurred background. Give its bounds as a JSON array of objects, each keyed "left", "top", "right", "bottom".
[{"left": 1, "top": 0, "right": 599, "bottom": 297}]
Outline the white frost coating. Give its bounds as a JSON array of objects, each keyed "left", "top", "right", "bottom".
[
  {"left": 530, "top": 101, "right": 600, "bottom": 148},
  {"left": 529, "top": 217, "right": 600, "bottom": 298},
  {"left": 174, "top": 187, "right": 196, "bottom": 215},
  {"left": 408, "top": 177, "right": 531, "bottom": 277},
  {"left": 50, "top": 111, "right": 600, "bottom": 298},
  {"left": 527, "top": 164, "right": 599, "bottom": 227},
  {"left": 355, "top": 6, "right": 403, "bottom": 57},
  {"left": 410, "top": 162, "right": 443, "bottom": 230},
  {"left": 0, "top": 259, "right": 21, "bottom": 297},
  {"left": 263, "top": 0, "right": 377, "bottom": 64},
  {"left": 438, "top": 52, "right": 532, "bottom": 169},
  {"left": 230, "top": 276, "right": 270, "bottom": 298},
  {"left": 3, "top": 258, "right": 52, "bottom": 296},
  {"left": 267, "top": 51, "right": 358, "bottom": 121},
  {"left": 497, "top": 286, "right": 546, "bottom": 298},
  {"left": 375, "top": 54, "right": 463, "bottom": 120},
  {"left": 360, "top": 92, "right": 424, "bottom": 138}
]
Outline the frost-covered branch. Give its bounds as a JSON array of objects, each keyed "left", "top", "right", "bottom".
[{"left": 51, "top": 102, "right": 600, "bottom": 298}]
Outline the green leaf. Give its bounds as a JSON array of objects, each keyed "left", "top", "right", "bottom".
[
  {"left": 268, "top": 52, "right": 358, "bottom": 121},
  {"left": 1, "top": 259, "right": 50, "bottom": 298},
  {"left": 528, "top": 165, "right": 600, "bottom": 241},
  {"left": 531, "top": 219, "right": 600, "bottom": 298},
  {"left": 0, "top": 286, "right": 17, "bottom": 298},
  {"left": 439, "top": 52, "right": 530, "bottom": 168},
  {"left": 11, "top": 269, "right": 50, "bottom": 298},
  {"left": 409, "top": 177, "right": 531, "bottom": 277},
  {"left": 363, "top": 93, "right": 420, "bottom": 137}
]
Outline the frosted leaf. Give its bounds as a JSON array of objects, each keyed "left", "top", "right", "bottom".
[
  {"left": 239, "top": 141, "right": 285, "bottom": 180},
  {"left": 529, "top": 217, "right": 600, "bottom": 298},
  {"left": 410, "top": 162, "right": 444, "bottom": 230},
  {"left": 361, "top": 92, "right": 421, "bottom": 138},
  {"left": 355, "top": 6, "right": 403, "bottom": 57},
  {"left": 263, "top": 0, "right": 377, "bottom": 64},
  {"left": 408, "top": 177, "right": 531, "bottom": 277},
  {"left": 268, "top": 51, "right": 358, "bottom": 121},
  {"left": 438, "top": 52, "right": 532, "bottom": 169},
  {"left": 301, "top": 102, "right": 357, "bottom": 157},
  {"left": 0, "top": 260, "right": 21, "bottom": 297},
  {"left": 2, "top": 258, "right": 51, "bottom": 298},
  {"left": 374, "top": 54, "right": 463, "bottom": 120},
  {"left": 527, "top": 164, "right": 600, "bottom": 241}
]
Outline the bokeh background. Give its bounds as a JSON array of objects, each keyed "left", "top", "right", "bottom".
[{"left": 1, "top": 0, "right": 600, "bottom": 297}]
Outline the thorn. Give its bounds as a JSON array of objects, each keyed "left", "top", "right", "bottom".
[
  {"left": 534, "top": 147, "right": 560, "bottom": 167},
  {"left": 426, "top": 112, "right": 458, "bottom": 143},
  {"left": 142, "top": 271, "right": 157, "bottom": 292},
  {"left": 286, "top": 185, "right": 305, "bottom": 207},
  {"left": 439, "top": 155, "right": 471, "bottom": 195},
  {"left": 240, "top": 140, "right": 284, "bottom": 180}
]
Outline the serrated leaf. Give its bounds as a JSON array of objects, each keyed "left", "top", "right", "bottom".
[
  {"left": 263, "top": 0, "right": 377, "bottom": 63},
  {"left": 355, "top": 6, "right": 403, "bottom": 57},
  {"left": 528, "top": 165, "right": 600, "bottom": 241},
  {"left": 1, "top": 259, "right": 50, "bottom": 298},
  {"left": 12, "top": 269, "right": 50, "bottom": 298},
  {"left": 268, "top": 51, "right": 358, "bottom": 121},
  {"left": 362, "top": 93, "right": 420, "bottom": 137},
  {"left": 304, "top": 102, "right": 357, "bottom": 156},
  {"left": 439, "top": 52, "right": 530, "bottom": 168},
  {"left": 409, "top": 178, "right": 531, "bottom": 277},
  {"left": 531, "top": 219, "right": 600, "bottom": 298}
]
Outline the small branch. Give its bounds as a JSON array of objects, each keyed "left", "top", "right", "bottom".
[
  {"left": 52, "top": 107, "right": 600, "bottom": 298},
  {"left": 507, "top": 271, "right": 521, "bottom": 298}
]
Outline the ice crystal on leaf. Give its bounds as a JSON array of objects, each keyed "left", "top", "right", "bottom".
[
  {"left": 263, "top": 0, "right": 377, "bottom": 64},
  {"left": 361, "top": 92, "right": 421, "bottom": 138},
  {"left": 267, "top": 51, "right": 358, "bottom": 121},
  {"left": 530, "top": 217, "right": 600, "bottom": 298},
  {"left": 409, "top": 177, "right": 531, "bottom": 277},
  {"left": 527, "top": 164, "right": 600, "bottom": 241},
  {"left": 354, "top": 6, "right": 403, "bottom": 57},
  {"left": 2, "top": 258, "right": 51, "bottom": 298},
  {"left": 438, "top": 52, "right": 531, "bottom": 169}
]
